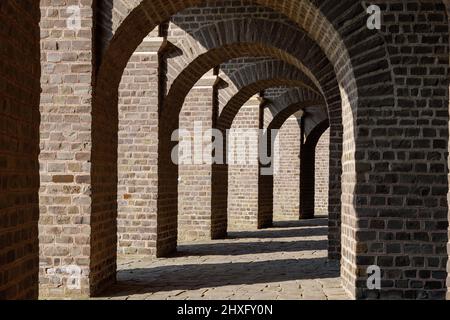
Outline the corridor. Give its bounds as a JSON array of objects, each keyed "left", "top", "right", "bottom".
[{"left": 99, "top": 217, "right": 350, "bottom": 300}]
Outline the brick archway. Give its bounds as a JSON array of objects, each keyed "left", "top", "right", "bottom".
[
  {"left": 259, "top": 117, "right": 330, "bottom": 226},
  {"left": 265, "top": 89, "right": 333, "bottom": 244},
  {"left": 162, "top": 18, "right": 345, "bottom": 250},
  {"left": 258, "top": 88, "right": 328, "bottom": 247},
  {"left": 155, "top": 30, "right": 345, "bottom": 258},
  {"left": 94, "top": 36, "right": 338, "bottom": 296},
  {"left": 267, "top": 88, "right": 327, "bottom": 137},
  {"left": 158, "top": 47, "right": 328, "bottom": 260},
  {"left": 92, "top": 0, "right": 391, "bottom": 298},
  {"left": 216, "top": 60, "right": 320, "bottom": 129},
  {"left": 177, "top": 60, "right": 322, "bottom": 240},
  {"left": 169, "top": 59, "right": 320, "bottom": 247}
]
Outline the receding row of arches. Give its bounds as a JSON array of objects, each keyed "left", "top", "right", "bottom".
[
  {"left": 0, "top": 0, "right": 449, "bottom": 300},
  {"left": 85, "top": 0, "right": 380, "bottom": 298}
]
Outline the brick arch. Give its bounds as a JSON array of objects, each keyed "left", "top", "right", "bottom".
[
  {"left": 267, "top": 88, "right": 326, "bottom": 136},
  {"left": 166, "top": 18, "right": 340, "bottom": 122},
  {"left": 218, "top": 59, "right": 322, "bottom": 110},
  {"left": 265, "top": 88, "right": 338, "bottom": 250},
  {"left": 95, "top": 16, "right": 348, "bottom": 284},
  {"left": 205, "top": 60, "right": 326, "bottom": 236},
  {"left": 157, "top": 45, "right": 324, "bottom": 257},
  {"left": 156, "top": 40, "right": 341, "bottom": 257},
  {"left": 90, "top": 0, "right": 396, "bottom": 298},
  {"left": 177, "top": 59, "right": 319, "bottom": 241},
  {"left": 166, "top": 19, "right": 321, "bottom": 93},
  {"left": 216, "top": 60, "right": 320, "bottom": 130},
  {"left": 258, "top": 88, "right": 328, "bottom": 232},
  {"left": 260, "top": 117, "right": 330, "bottom": 225}
]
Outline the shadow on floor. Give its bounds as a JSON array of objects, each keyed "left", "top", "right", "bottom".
[
  {"left": 176, "top": 239, "right": 327, "bottom": 256},
  {"left": 228, "top": 218, "right": 328, "bottom": 239},
  {"left": 273, "top": 218, "right": 328, "bottom": 228},
  {"left": 97, "top": 218, "right": 337, "bottom": 298},
  {"left": 99, "top": 258, "right": 340, "bottom": 297}
]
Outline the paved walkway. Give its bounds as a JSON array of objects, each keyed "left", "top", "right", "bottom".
[{"left": 99, "top": 218, "right": 350, "bottom": 300}]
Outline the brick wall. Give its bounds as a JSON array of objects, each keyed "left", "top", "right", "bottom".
[
  {"left": 273, "top": 117, "right": 301, "bottom": 221},
  {"left": 0, "top": 0, "right": 40, "bottom": 300}
]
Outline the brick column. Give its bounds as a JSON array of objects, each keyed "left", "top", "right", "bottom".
[
  {"left": 327, "top": 124, "right": 342, "bottom": 260},
  {"left": 300, "top": 120, "right": 330, "bottom": 220},
  {"left": 315, "top": 129, "right": 330, "bottom": 215},
  {"left": 258, "top": 103, "right": 274, "bottom": 229},
  {"left": 0, "top": 0, "right": 40, "bottom": 300},
  {"left": 273, "top": 117, "right": 301, "bottom": 221},
  {"left": 228, "top": 97, "right": 261, "bottom": 231},
  {"left": 300, "top": 141, "right": 315, "bottom": 219},
  {"left": 39, "top": 0, "right": 107, "bottom": 297},
  {"left": 178, "top": 72, "right": 224, "bottom": 242},
  {"left": 300, "top": 115, "right": 314, "bottom": 220},
  {"left": 117, "top": 35, "right": 162, "bottom": 256},
  {"left": 258, "top": 174, "right": 274, "bottom": 228}
]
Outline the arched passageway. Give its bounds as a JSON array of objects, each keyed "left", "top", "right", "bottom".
[
  {"left": 0, "top": 0, "right": 448, "bottom": 301},
  {"left": 38, "top": 0, "right": 447, "bottom": 300},
  {"left": 116, "top": 15, "right": 345, "bottom": 258}
]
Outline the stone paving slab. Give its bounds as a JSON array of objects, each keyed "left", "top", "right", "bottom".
[{"left": 97, "top": 218, "right": 350, "bottom": 300}]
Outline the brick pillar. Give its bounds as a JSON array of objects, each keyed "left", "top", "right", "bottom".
[
  {"left": 315, "top": 129, "right": 330, "bottom": 215},
  {"left": 327, "top": 124, "right": 342, "bottom": 260},
  {"left": 178, "top": 72, "right": 224, "bottom": 242},
  {"left": 300, "top": 120, "right": 331, "bottom": 220},
  {"left": 117, "top": 35, "right": 162, "bottom": 256},
  {"left": 258, "top": 174, "right": 274, "bottom": 228},
  {"left": 300, "top": 151, "right": 316, "bottom": 219},
  {"left": 228, "top": 97, "right": 260, "bottom": 231},
  {"left": 300, "top": 120, "right": 315, "bottom": 220},
  {"left": 258, "top": 104, "right": 274, "bottom": 229},
  {"left": 0, "top": 0, "right": 40, "bottom": 300},
  {"left": 445, "top": 0, "right": 450, "bottom": 303},
  {"left": 39, "top": 0, "right": 105, "bottom": 297},
  {"left": 273, "top": 117, "right": 301, "bottom": 221}
]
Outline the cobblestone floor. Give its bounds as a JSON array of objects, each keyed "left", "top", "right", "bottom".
[{"left": 99, "top": 218, "right": 350, "bottom": 300}]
